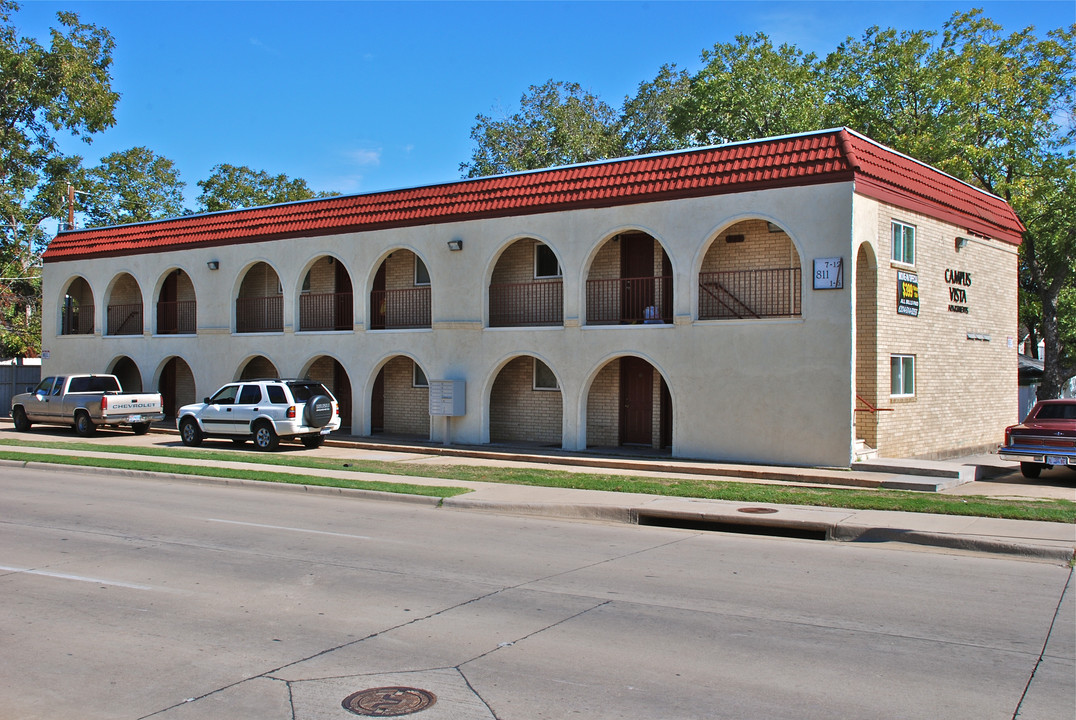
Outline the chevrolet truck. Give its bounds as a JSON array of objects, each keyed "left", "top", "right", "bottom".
[{"left": 11, "top": 374, "right": 165, "bottom": 436}]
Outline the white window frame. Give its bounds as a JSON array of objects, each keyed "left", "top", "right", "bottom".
[
  {"left": 412, "top": 362, "right": 429, "bottom": 388},
  {"left": 414, "top": 256, "right": 430, "bottom": 286},
  {"left": 892, "top": 220, "right": 916, "bottom": 266},
  {"left": 890, "top": 354, "right": 915, "bottom": 398},
  {"left": 534, "top": 243, "right": 562, "bottom": 279},
  {"left": 533, "top": 358, "right": 560, "bottom": 391}
]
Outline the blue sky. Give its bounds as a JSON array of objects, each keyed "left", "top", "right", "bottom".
[{"left": 14, "top": 1, "right": 1075, "bottom": 209}]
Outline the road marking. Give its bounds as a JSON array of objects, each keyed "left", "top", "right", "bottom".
[
  {"left": 203, "top": 518, "right": 371, "bottom": 540},
  {"left": 0, "top": 565, "right": 153, "bottom": 590}
]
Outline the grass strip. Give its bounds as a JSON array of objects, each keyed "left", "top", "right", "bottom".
[
  {"left": 1, "top": 438, "right": 1073, "bottom": 523},
  {"left": 0, "top": 450, "right": 471, "bottom": 498}
]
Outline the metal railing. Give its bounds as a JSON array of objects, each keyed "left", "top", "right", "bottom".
[
  {"left": 370, "top": 287, "right": 431, "bottom": 329},
  {"left": 156, "top": 300, "right": 197, "bottom": 334},
  {"left": 299, "top": 292, "right": 353, "bottom": 331},
  {"left": 489, "top": 280, "right": 563, "bottom": 327},
  {"left": 236, "top": 295, "right": 283, "bottom": 333},
  {"left": 106, "top": 303, "right": 143, "bottom": 335},
  {"left": 698, "top": 268, "right": 801, "bottom": 320},
  {"left": 585, "top": 276, "right": 672, "bottom": 325},
  {"left": 61, "top": 304, "right": 94, "bottom": 335}
]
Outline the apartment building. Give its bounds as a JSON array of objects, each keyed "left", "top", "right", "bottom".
[{"left": 39, "top": 128, "right": 1024, "bottom": 466}]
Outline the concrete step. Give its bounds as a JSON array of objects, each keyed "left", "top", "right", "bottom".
[{"left": 852, "top": 457, "right": 981, "bottom": 483}]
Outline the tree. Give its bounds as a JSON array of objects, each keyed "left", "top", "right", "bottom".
[
  {"left": 460, "top": 80, "right": 622, "bottom": 178},
  {"left": 619, "top": 63, "right": 692, "bottom": 155},
  {"left": 80, "top": 146, "right": 186, "bottom": 226},
  {"left": 0, "top": 0, "right": 118, "bottom": 356},
  {"left": 196, "top": 163, "right": 334, "bottom": 213},
  {"left": 669, "top": 33, "right": 830, "bottom": 145}
]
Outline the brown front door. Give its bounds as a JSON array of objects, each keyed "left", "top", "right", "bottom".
[
  {"left": 160, "top": 358, "right": 177, "bottom": 418},
  {"left": 620, "top": 233, "right": 654, "bottom": 323},
  {"left": 619, "top": 356, "right": 653, "bottom": 446},
  {"left": 371, "top": 264, "right": 387, "bottom": 329},
  {"left": 371, "top": 367, "right": 385, "bottom": 432},
  {"left": 335, "top": 261, "right": 353, "bottom": 330},
  {"left": 159, "top": 270, "right": 179, "bottom": 334}
]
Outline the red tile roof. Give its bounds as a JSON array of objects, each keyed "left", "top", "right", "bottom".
[{"left": 42, "top": 128, "right": 1023, "bottom": 262}]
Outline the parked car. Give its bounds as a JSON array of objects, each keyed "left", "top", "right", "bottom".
[
  {"left": 176, "top": 378, "right": 340, "bottom": 451},
  {"left": 10, "top": 374, "right": 165, "bottom": 436},
  {"left": 998, "top": 399, "right": 1076, "bottom": 478}
]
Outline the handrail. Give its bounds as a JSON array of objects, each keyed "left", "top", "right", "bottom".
[
  {"left": 699, "top": 280, "right": 759, "bottom": 319},
  {"left": 855, "top": 394, "right": 894, "bottom": 413}
]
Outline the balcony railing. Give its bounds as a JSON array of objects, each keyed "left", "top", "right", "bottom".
[
  {"left": 156, "top": 300, "right": 197, "bottom": 334},
  {"left": 586, "top": 276, "right": 672, "bottom": 325},
  {"left": 370, "top": 287, "right": 431, "bottom": 329},
  {"left": 489, "top": 280, "right": 563, "bottom": 327},
  {"left": 106, "top": 303, "right": 143, "bottom": 335},
  {"left": 61, "top": 304, "right": 94, "bottom": 335},
  {"left": 299, "top": 292, "right": 353, "bottom": 331},
  {"left": 236, "top": 295, "right": 283, "bottom": 333},
  {"left": 698, "top": 267, "right": 801, "bottom": 320}
]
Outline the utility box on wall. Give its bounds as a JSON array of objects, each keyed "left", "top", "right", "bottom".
[{"left": 429, "top": 380, "right": 465, "bottom": 417}]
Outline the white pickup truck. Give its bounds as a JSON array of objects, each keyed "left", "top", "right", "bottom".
[{"left": 11, "top": 374, "right": 165, "bottom": 436}]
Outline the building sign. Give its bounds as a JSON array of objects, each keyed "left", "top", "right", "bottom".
[
  {"left": 813, "top": 257, "right": 844, "bottom": 289},
  {"left": 945, "top": 268, "right": 971, "bottom": 314},
  {"left": 897, "top": 270, "right": 919, "bottom": 316}
]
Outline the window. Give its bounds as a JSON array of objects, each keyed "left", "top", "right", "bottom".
[
  {"left": 890, "top": 355, "right": 915, "bottom": 397},
  {"left": 238, "top": 385, "right": 263, "bottom": 404},
  {"left": 413, "top": 363, "right": 429, "bottom": 388},
  {"left": 892, "top": 221, "right": 915, "bottom": 265},
  {"left": 210, "top": 385, "right": 240, "bottom": 405},
  {"left": 534, "top": 243, "right": 561, "bottom": 278},
  {"left": 414, "top": 256, "right": 430, "bottom": 286},
  {"left": 533, "top": 359, "right": 559, "bottom": 390},
  {"left": 266, "top": 385, "right": 287, "bottom": 404}
]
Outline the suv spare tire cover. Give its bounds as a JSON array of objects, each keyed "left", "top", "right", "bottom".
[{"left": 304, "top": 395, "right": 333, "bottom": 428}]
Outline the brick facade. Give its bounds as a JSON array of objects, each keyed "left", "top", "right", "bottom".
[
  {"left": 380, "top": 356, "right": 429, "bottom": 437},
  {"left": 489, "top": 356, "right": 562, "bottom": 444}
]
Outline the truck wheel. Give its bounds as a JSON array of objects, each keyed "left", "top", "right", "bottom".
[
  {"left": 1020, "top": 462, "right": 1042, "bottom": 479},
  {"left": 12, "top": 407, "right": 31, "bottom": 432},
  {"left": 179, "top": 417, "right": 203, "bottom": 447},
  {"left": 131, "top": 422, "right": 151, "bottom": 435},
  {"left": 301, "top": 434, "right": 325, "bottom": 449},
  {"left": 253, "top": 421, "right": 278, "bottom": 451},
  {"left": 74, "top": 411, "right": 96, "bottom": 437}
]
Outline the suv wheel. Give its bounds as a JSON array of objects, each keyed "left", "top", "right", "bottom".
[
  {"left": 180, "top": 417, "right": 203, "bottom": 447},
  {"left": 301, "top": 434, "right": 325, "bottom": 449},
  {"left": 253, "top": 421, "right": 279, "bottom": 451}
]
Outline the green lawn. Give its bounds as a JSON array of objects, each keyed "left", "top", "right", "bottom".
[{"left": 1, "top": 438, "right": 1073, "bottom": 523}]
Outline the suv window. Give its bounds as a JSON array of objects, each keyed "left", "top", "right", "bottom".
[
  {"left": 266, "top": 385, "right": 287, "bottom": 404},
  {"left": 210, "top": 385, "right": 240, "bottom": 405},
  {"left": 287, "top": 382, "right": 330, "bottom": 402},
  {"left": 238, "top": 385, "right": 263, "bottom": 404}
]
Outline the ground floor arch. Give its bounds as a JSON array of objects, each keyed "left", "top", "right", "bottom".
[
  {"left": 158, "top": 356, "right": 196, "bottom": 418},
  {"left": 303, "top": 355, "right": 353, "bottom": 432},
  {"left": 488, "top": 355, "right": 563, "bottom": 446},
  {"left": 370, "top": 355, "right": 429, "bottom": 439},
  {"left": 854, "top": 242, "right": 879, "bottom": 452},
  {"left": 585, "top": 356, "right": 671, "bottom": 449},
  {"left": 239, "top": 356, "right": 279, "bottom": 381},
  {"left": 108, "top": 356, "right": 143, "bottom": 392}
]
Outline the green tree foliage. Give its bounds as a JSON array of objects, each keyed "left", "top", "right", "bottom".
[
  {"left": 460, "top": 80, "right": 623, "bottom": 178},
  {"left": 81, "top": 146, "right": 186, "bottom": 226},
  {"left": 0, "top": 0, "right": 118, "bottom": 357},
  {"left": 196, "top": 163, "right": 335, "bottom": 213},
  {"left": 619, "top": 63, "right": 692, "bottom": 155}
]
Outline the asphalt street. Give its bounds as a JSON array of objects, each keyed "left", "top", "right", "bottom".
[{"left": 0, "top": 464, "right": 1072, "bottom": 720}]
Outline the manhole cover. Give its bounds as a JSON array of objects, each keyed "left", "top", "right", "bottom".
[
  {"left": 342, "top": 687, "right": 438, "bottom": 716},
  {"left": 737, "top": 507, "right": 778, "bottom": 514}
]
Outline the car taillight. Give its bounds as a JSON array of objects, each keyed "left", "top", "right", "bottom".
[
  {"left": 101, "top": 396, "right": 108, "bottom": 410},
  {"left": 1004, "top": 427, "right": 1012, "bottom": 445},
  {"left": 287, "top": 405, "right": 297, "bottom": 419}
]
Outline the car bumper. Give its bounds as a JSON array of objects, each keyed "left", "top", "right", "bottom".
[{"left": 998, "top": 447, "right": 1075, "bottom": 465}]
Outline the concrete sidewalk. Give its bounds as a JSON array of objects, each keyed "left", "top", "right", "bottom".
[{"left": 1, "top": 423, "right": 1073, "bottom": 562}]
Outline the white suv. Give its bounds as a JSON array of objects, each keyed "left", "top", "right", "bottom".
[{"left": 177, "top": 379, "right": 340, "bottom": 451}]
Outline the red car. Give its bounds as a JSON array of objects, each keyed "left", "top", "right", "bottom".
[{"left": 998, "top": 399, "right": 1076, "bottom": 478}]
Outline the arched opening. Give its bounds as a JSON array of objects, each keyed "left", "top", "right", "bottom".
[
  {"left": 854, "top": 243, "right": 879, "bottom": 454},
  {"left": 105, "top": 273, "right": 144, "bottom": 336},
  {"left": 698, "top": 219, "right": 801, "bottom": 319},
  {"left": 489, "top": 356, "right": 563, "bottom": 446},
  {"left": 60, "top": 277, "right": 95, "bottom": 335},
  {"left": 586, "top": 231, "right": 671, "bottom": 325},
  {"left": 586, "top": 356, "right": 671, "bottom": 450},
  {"left": 236, "top": 262, "right": 282, "bottom": 333},
  {"left": 370, "top": 356, "right": 429, "bottom": 438},
  {"left": 158, "top": 356, "right": 195, "bottom": 419},
  {"left": 156, "top": 269, "right": 196, "bottom": 334},
  {"left": 488, "top": 238, "right": 563, "bottom": 327},
  {"left": 298, "top": 256, "right": 353, "bottom": 331},
  {"left": 304, "top": 355, "right": 352, "bottom": 433},
  {"left": 370, "top": 250, "right": 431, "bottom": 330},
  {"left": 239, "top": 356, "right": 279, "bottom": 380},
  {"left": 109, "top": 356, "right": 143, "bottom": 392}
]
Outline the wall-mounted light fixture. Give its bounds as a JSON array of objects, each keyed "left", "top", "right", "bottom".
[
  {"left": 207, "top": 260, "right": 220, "bottom": 270},
  {"left": 447, "top": 239, "right": 463, "bottom": 251},
  {"left": 955, "top": 236, "right": 969, "bottom": 251}
]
